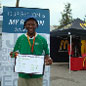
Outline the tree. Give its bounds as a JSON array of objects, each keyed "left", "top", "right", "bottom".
[
  {"left": 58, "top": 3, "right": 73, "bottom": 29},
  {"left": 84, "top": 15, "right": 86, "bottom": 22},
  {"left": 0, "top": 3, "right": 1, "bottom": 8},
  {"left": 16, "top": 0, "right": 20, "bottom": 7}
]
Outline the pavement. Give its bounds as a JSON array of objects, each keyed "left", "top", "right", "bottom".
[{"left": 50, "top": 62, "right": 86, "bottom": 86}]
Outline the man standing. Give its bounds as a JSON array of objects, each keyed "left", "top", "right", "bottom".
[{"left": 10, "top": 17, "right": 52, "bottom": 86}]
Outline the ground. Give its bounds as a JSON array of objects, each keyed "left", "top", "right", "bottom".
[{"left": 50, "top": 62, "right": 86, "bottom": 86}]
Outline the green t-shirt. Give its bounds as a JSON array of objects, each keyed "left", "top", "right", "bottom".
[{"left": 13, "top": 34, "right": 49, "bottom": 78}]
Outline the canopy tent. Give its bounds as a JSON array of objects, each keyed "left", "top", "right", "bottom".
[
  {"left": 51, "top": 18, "right": 86, "bottom": 37},
  {"left": 50, "top": 18, "right": 86, "bottom": 72}
]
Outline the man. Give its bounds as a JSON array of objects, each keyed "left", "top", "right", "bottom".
[{"left": 10, "top": 17, "right": 52, "bottom": 86}]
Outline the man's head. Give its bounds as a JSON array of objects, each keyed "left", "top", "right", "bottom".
[{"left": 24, "top": 17, "right": 38, "bottom": 34}]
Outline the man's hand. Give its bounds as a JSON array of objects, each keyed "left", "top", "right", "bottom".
[
  {"left": 45, "top": 55, "right": 53, "bottom": 65},
  {"left": 10, "top": 52, "right": 18, "bottom": 58}
]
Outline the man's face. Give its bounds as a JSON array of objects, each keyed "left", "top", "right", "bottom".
[{"left": 25, "top": 19, "right": 37, "bottom": 34}]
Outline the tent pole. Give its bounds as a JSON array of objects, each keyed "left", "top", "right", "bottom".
[{"left": 69, "top": 34, "right": 72, "bottom": 73}]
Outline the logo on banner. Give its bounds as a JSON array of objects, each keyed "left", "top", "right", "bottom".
[
  {"left": 80, "top": 22, "right": 86, "bottom": 30},
  {"left": 59, "top": 40, "right": 69, "bottom": 51}
]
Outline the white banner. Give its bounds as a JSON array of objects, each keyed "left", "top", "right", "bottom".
[{"left": 1, "top": 7, "right": 50, "bottom": 86}]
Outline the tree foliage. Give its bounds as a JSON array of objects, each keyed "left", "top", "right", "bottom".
[
  {"left": 58, "top": 3, "right": 73, "bottom": 29},
  {"left": 0, "top": 3, "right": 1, "bottom": 8}
]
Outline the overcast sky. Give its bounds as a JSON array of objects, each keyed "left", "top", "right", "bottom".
[{"left": 1, "top": 0, "right": 86, "bottom": 25}]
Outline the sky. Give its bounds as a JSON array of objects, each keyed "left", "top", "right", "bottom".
[{"left": 1, "top": 0, "right": 86, "bottom": 25}]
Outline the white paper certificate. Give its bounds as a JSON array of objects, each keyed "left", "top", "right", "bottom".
[{"left": 15, "top": 54, "right": 45, "bottom": 74}]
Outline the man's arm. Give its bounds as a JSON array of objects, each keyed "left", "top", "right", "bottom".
[
  {"left": 10, "top": 37, "right": 20, "bottom": 58},
  {"left": 10, "top": 52, "right": 18, "bottom": 58},
  {"left": 44, "top": 55, "right": 53, "bottom": 65}
]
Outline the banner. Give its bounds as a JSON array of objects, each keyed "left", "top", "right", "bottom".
[
  {"left": 1, "top": 7, "right": 50, "bottom": 86},
  {"left": 3, "top": 7, "right": 50, "bottom": 34}
]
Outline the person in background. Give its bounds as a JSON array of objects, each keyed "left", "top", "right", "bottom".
[
  {"left": 68, "top": 42, "right": 74, "bottom": 57},
  {"left": 10, "top": 17, "right": 52, "bottom": 86}
]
